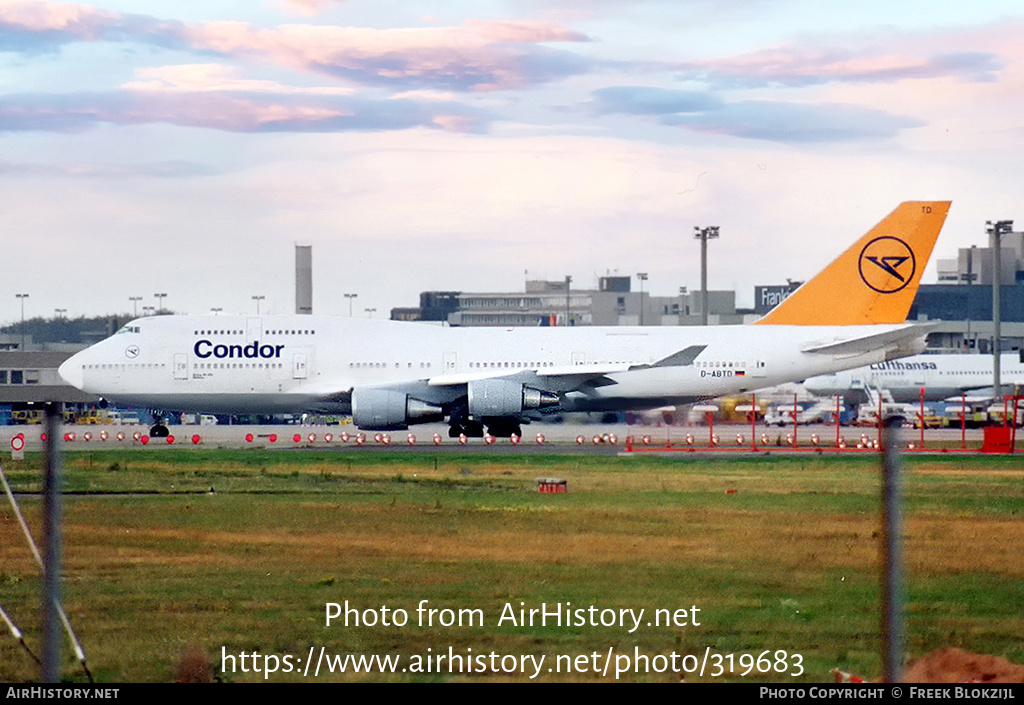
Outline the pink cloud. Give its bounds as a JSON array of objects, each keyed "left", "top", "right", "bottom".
[
  {"left": 122, "top": 64, "right": 355, "bottom": 95},
  {"left": 673, "top": 23, "right": 1016, "bottom": 89},
  {"left": 0, "top": 3, "right": 591, "bottom": 91},
  {"left": 0, "top": 0, "right": 120, "bottom": 37},
  {"left": 678, "top": 45, "right": 1000, "bottom": 88},
  {"left": 182, "top": 19, "right": 589, "bottom": 90},
  {"left": 0, "top": 87, "right": 484, "bottom": 134},
  {"left": 273, "top": 0, "right": 346, "bottom": 17},
  {"left": 468, "top": 19, "right": 590, "bottom": 44}
]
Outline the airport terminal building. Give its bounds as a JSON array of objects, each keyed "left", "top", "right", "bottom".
[
  {"left": 0, "top": 335, "right": 97, "bottom": 424},
  {"left": 393, "top": 276, "right": 742, "bottom": 328},
  {"left": 391, "top": 229, "right": 1024, "bottom": 354}
]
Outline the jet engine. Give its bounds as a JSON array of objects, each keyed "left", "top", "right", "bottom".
[
  {"left": 351, "top": 388, "right": 444, "bottom": 430},
  {"left": 467, "top": 379, "right": 559, "bottom": 417}
]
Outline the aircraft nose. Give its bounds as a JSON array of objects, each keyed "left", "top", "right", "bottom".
[{"left": 59, "top": 352, "right": 85, "bottom": 390}]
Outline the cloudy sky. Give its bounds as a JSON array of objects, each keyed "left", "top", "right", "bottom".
[{"left": 1, "top": 0, "right": 1022, "bottom": 323}]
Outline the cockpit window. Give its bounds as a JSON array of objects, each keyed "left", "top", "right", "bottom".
[{"left": 116, "top": 326, "right": 141, "bottom": 334}]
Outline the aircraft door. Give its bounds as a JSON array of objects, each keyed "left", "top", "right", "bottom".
[
  {"left": 572, "top": 351, "right": 586, "bottom": 366},
  {"left": 173, "top": 354, "right": 188, "bottom": 380},
  {"left": 443, "top": 351, "right": 457, "bottom": 372},
  {"left": 911, "top": 370, "right": 926, "bottom": 390},
  {"left": 750, "top": 360, "right": 767, "bottom": 378},
  {"left": 293, "top": 353, "right": 308, "bottom": 379},
  {"left": 246, "top": 317, "right": 263, "bottom": 344}
]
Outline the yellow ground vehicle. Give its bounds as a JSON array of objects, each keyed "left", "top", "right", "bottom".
[
  {"left": 11, "top": 409, "right": 43, "bottom": 424},
  {"left": 76, "top": 409, "right": 112, "bottom": 425},
  {"left": 913, "top": 414, "right": 946, "bottom": 429}
]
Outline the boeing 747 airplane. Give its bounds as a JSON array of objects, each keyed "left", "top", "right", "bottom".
[
  {"left": 805, "top": 352, "right": 1024, "bottom": 403},
  {"left": 59, "top": 201, "right": 950, "bottom": 438}
]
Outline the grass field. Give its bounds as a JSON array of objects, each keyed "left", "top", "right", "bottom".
[{"left": 1, "top": 449, "right": 1022, "bottom": 682}]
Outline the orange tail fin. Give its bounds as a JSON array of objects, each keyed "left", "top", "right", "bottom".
[{"left": 755, "top": 201, "right": 950, "bottom": 326}]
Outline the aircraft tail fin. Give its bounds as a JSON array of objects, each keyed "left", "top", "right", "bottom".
[{"left": 755, "top": 201, "right": 950, "bottom": 326}]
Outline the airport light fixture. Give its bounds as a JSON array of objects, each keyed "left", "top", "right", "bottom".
[
  {"left": 364, "top": 307, "right": 376, "bottom": 318},
  {"left": 252, "top": 295, "right": 265, "bottom": 315},
  {"left": 962, "top": 246, "right": 977, "bottom": 350},
  {"left": 694, "top": 226, "right": 720, "bottom": 326},
  {"left": 142, "top": 306, "right": 155, "bottom": 316},
  {"left": 986, "top": 219, "right": 1014, "bottom": 398},
  {"left": 211, "top": 308, "right": 223, "bottom": 315},
  {"left": 636, "top": 273, "right": 648, "bottom": 326},
  {"left": 565, "top": 275, "right": 572, "bottom": 327},
  {"left": 154, "top": 293, "right": 167, "bottom": 313},
  {"left": 129, "top": 296, "right": 142, "bottom": 317},
  {"left": 15, "top": 294, "right": 28, "bottom": 351},
  {"left": 344, "top": 293, "right": 358, "bottom": 317},
  {"left": 55, "top": 308, "right": 66, "bottom": 319}
]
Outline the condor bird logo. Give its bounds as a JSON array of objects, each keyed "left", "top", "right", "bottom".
[{"left": 858, "top": 236, "right": 916, "bottom": 294}]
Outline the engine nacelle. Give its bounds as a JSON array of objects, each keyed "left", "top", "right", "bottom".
[
  {"left": 351, "top": 388, "right": 444, "bottom": 430},
  {"left": 468, "top": 379, "right": 559, "bottom": 417}
]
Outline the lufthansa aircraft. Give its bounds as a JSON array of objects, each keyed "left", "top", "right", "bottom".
[
  {"left": 805, "top": 352, "right": 1024, "bottom": 403},
  {"left": 59, "top": 201, "right": 950, "bottom": 438}
]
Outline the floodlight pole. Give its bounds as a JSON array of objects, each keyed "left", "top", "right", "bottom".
[
  {"left": 694, "top": 226, "right": 720, "bottom": 326},
  {"left": 565, "top": 275, "right": 572, "bottom": 327},
  {"left": 636, "top": 273, "right": 647, "bottom": 326},
  {"left": 16, "top": 294, "right": 28, "bottom": 350},
  {"left": 987, "top": 220, "right": 1013, "bottom": 399}
]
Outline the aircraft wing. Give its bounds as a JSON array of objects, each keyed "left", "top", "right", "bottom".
[
  {"left": 426, "top": 346, "right": 708, "bottom": 388},
  {"left": 945, "top": 389, "right": 997, "bottom": 403},
  {"left": 943, "top": 383, "right": 1024, "bottom": 403},
  {"left": 426, "top": 363, "right": 632, "bottom": 387},
  {"left": 799, "top": 323, "right": 938, "bottom": 358}
]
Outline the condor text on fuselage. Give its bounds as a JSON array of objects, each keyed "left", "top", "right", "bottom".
[{"left": 193, "top": 339, "right": 285, "bottom": 360}]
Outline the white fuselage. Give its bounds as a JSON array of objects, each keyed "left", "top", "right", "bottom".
[
  {"left": 59, "top": 314, "right": 926, "bottom": 424},
  {"left": 805, "top": 353, "right": 1024, "bottom": 403}
]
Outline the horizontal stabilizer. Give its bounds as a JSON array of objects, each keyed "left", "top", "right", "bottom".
[{"left": 800, "top": 323, "right": 936, "bottom": 357}]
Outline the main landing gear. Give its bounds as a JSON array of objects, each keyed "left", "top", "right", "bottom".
[
  {"left": 149, "top": 415, "right": 170, "bottom": 437},
  {"left": 446, "top": 399, "right": 523, "bottom": 438},
  {"left": 483, "top": 418, "right": 523, "bottom": 438},
  {"left": 447, "top": 419, "right": 523, "bottom": 438},
  {"left": 448, "top": 420, "right": 485, "bottom": 438}
]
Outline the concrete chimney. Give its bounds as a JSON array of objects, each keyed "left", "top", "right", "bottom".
[{"left": 296, "top": 245, "right": 312, "bottom": 315}]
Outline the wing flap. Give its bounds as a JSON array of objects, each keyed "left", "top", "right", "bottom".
[{"left": 537, "top": 362, "right": 633, "bottom": 377}]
